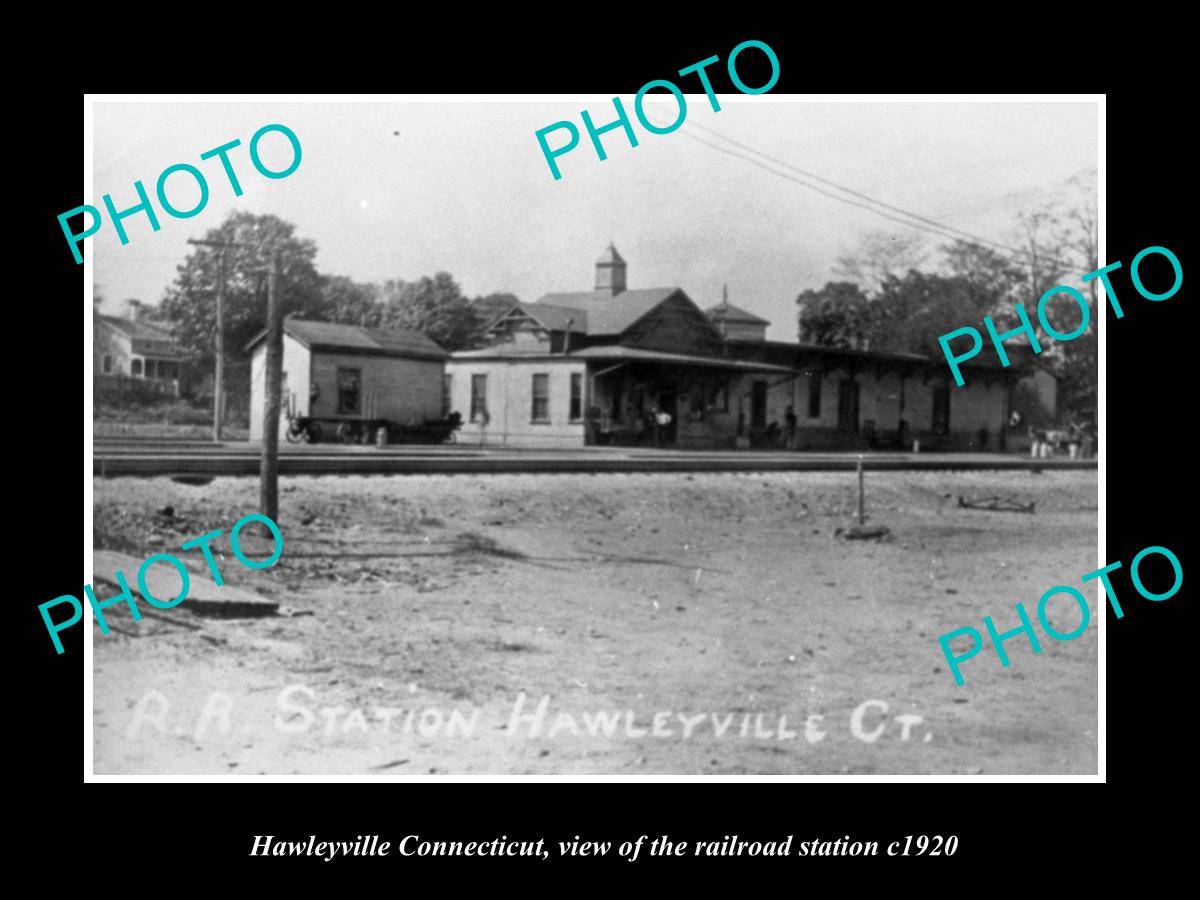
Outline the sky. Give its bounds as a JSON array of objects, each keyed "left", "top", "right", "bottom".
[{"left": 91, "top": 98, "right": 1098, "bottom": 340}]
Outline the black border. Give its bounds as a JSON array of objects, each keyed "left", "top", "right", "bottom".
[{"left": 23, "top": 21, "right": 1187, "bottom": 881}]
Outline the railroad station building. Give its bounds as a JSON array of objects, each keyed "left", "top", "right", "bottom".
[{"left": 446, "top": 246, "right": 1033, "bottom": 451}]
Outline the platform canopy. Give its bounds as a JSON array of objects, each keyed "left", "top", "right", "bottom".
[{"left": 567, "top": 345, "right": 796, "bottom": 374}]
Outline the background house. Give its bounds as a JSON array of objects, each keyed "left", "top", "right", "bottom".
[{"left": 93, "top": 303, "right": 183, "bottom": 398}]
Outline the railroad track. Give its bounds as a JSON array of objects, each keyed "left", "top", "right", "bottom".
[{"left": 92, "top": 445, "right": 1098, "bottom": 477}]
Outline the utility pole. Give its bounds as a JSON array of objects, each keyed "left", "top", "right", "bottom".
[
  {"left": 187, "top": 238, "right": 243, "bottom": 442},
  {"left": 260, "top": 247, "right": 283, "bottom": 522},
  {"left": 213, "top": 254, "right": 226, "bottom": 440}
]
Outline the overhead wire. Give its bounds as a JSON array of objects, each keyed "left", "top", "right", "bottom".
[{"left": 679, "top": 121, "right": 1086, "bottom": 273}]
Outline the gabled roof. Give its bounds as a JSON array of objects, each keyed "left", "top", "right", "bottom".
[
  {"left": 245, "top": 318, "right": 449, "bottom": 360},
  {"left": 494, "top": 303, "right": 588, "bottom": 334},
  {"left": 98, "top": 315, "right": 182, "bottom": 358},
  {"left": 529, "top": 288, "right": 680, "bottom": 336},
  {"left": 98, "top": 315, "right": 175, "bottom": 342},
  {"left": 706, "top": 302, "right": 770, "bottom": 325}
]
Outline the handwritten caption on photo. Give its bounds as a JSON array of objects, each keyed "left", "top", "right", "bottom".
[
  {"left": 127, "top": 686, "right": 932, "bottom": 746},
  {"left": 43, "top": 513, "right": 283, "bottom": 654}
]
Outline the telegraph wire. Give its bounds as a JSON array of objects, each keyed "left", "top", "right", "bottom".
[
  {"left": 680, "top": 131, "right": 992, "bottom": 249},
  {"left": 690, "top": 122, "right": 1031, "bottom": 256},
  {"left": 681, "top": 123, "right": 1084, "bottom": 273}
]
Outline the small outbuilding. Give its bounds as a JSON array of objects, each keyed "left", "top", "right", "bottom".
[{"left": 246, "top": 318, "right": 449, "bottom": 442}]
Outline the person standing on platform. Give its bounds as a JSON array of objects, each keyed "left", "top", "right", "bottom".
[{"left": 656, "top": 408, "right": 672, "bottom": 447}]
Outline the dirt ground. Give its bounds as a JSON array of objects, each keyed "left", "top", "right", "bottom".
[{"left": 90, "top": 469, "right": 1098, "bottom": 776}]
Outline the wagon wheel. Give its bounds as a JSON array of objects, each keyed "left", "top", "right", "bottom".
[
  {"left": 337, "top": 422, "right": 359, "bottom": 444},
  {"left": 285, "top": 422, "right": 304, "bottom": 444},
  {"left": 304, "top": 422, "right": 322, "bottom": 443}
]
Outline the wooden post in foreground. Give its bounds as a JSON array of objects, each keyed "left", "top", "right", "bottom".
[
  {"left": 213, "top": 253, "right": 226, "bottom": 441},
  {"left": 856, "top": 455, "right": 865, "bottom": 526},
  {"left": 260, "top": 247, "right": 283, "bottom": 522}
]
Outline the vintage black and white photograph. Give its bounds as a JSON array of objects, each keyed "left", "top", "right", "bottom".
[{"left": 87, "top": 96, "right": 1100, "bottom": 776}]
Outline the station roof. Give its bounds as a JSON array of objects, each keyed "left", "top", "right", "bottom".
[
  {"left": 527, "top": 288, "right": 680, "bottom": 336},
  {"left": 501, "top": 303, "right": 588, "bottom": 334},
  {"left": 453, "top": 344, "right": 796, "bottom": 374},
  {"left": 246, "top": 318, "right": 449, "bottom": 360},
  {"left": 706, "top": 302, "right": 770, "bottom": 325},
  {"left": 568, "top": 346, "right": 796, "bottom": 373}
]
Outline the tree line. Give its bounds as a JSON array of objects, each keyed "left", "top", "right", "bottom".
[
  {"left": 796, "top": 170, "right": 1097, "bottom": 424},
  {"left": 152, "top": 211, "right": 517, "bottom": 378}
]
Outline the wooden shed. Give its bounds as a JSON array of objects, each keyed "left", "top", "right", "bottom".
[{"left": 246, "top": 318, "right": 449, "bottom": 442}]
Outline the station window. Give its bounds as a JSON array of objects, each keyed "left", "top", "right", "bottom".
[
  {"left": 131, "top": 358, "right": 143, "bottom": 376},
  {"left": 443, "top": 373, "right": 453, "bottom": 417},
  {"left": 470, "top": 374, "right": 488, "bottom": 422},
  {"left": 807, "top": 372, "right": 822, "bottom": 418},
  {"left": 932, "top": 386, "right": 951, "bottom": 435},
  {"left": 751, "top": 380, "right": 767, "bottom": 429},
  {"left": 532, "top": 373, "right": 550, "bottom": 422},
  {"left": 337, "top": 367, "right": 362, "bottom": 414},
  {"left": 102, "top": 355, "right": 113, "bottom": 374},
  {"left": 837, "top": 379, "right": 859, "bottom": 432},
  {"left": 569, "top": 373, "right": 582, "bottom": 422},
  {"left": 707, "top": 382, "right": 725, "bottom": 413}
]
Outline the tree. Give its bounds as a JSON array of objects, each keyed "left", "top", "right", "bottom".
[
  {"left": 940, "top": 241, "right": 1025, "bottom": 308},
  {"left": 320, "top": 275, "right": 384, "bottom": 327},
  {"left": 796, "top": 282, "right": 872, "bottom": 347},
  {"left": 380, "top": 272, "right": 482, "bottom": 351},
  {"left": 1002, "top": 172, "right": 1097, "bottom": 422},
  {"left": 797, "top": 269, "right": 1010, "bottom": 356},
  {"left": 794, "top": 169, "right": 1097, "bottom": 423},
  {"left": 1033, "top": 170, "right": 1097, "bottom": 422},
  {"left": 869, "top": 270, "right": 998, "bottom": 355},
  {"left": 159, "top": 211, "right": 323, "bottom": 366},
  {"left": 832, "top": 229, "right": 930, "bottom": 291}
]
